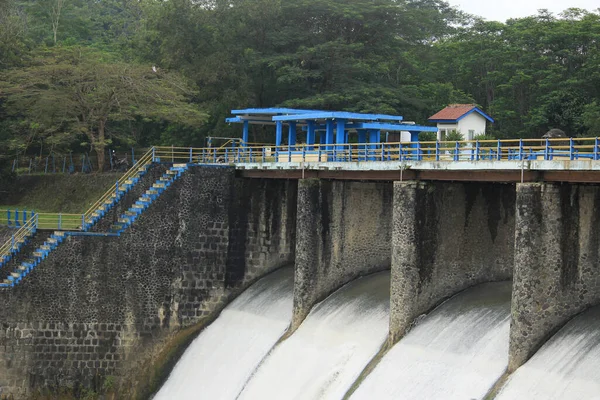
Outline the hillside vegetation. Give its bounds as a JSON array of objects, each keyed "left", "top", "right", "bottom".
[{"left": 0, "top": 0, "right": 599, "bottom": 173}]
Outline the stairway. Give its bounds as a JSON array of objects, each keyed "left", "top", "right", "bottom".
[
  {"left": 0, "top": 163, "right": 190, "bottom": 288},
  {"left": 83, "top": 164, "right": 152, "bottom": 230},
  {"left": 110, "top": 164, "right": 189, "bottom": 234},
  {"left": 0, "top": 231, "right": 66, "bottom": 288}
]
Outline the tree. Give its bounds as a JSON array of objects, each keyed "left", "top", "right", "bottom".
[{"left": 0, "top": 47, "right": 207, "bottom": 170}]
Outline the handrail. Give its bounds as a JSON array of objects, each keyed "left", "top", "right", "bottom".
[
  {"left": 83, "top": 147, "right": 155, "bottom": 223},
  {"left": 152, "top": 137, "right": 600, "bottom": 164},
  {"left": 0, "top": 214, "right": 36, "bottom": 259}
]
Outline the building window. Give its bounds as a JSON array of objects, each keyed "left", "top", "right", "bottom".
[
  {"left": 440, "top": 129, "right": 447, "bottom": 141},
  {"left": 468, "top": 130, "right": 475, "bottom": 140}
]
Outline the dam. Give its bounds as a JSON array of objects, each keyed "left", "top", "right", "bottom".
[{"left": 1, "top": 109, "right": 600, "bottom": 398}]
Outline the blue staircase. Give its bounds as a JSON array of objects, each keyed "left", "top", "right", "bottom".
[
  {"left": 83, "top": 164, "right": 152, "bottom": 229},
  {"left": 110, "top": 164, "right": 189, "bottom": 234},
  {"left": 0, "top": 163, "right": 189, "bottom": 288},
  {"left": 0, "top": 231, "right": 66, "bottom": 287}
]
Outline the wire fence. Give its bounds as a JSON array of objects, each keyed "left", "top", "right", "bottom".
[{"left": 10, "top": 148, "right": 151, "bottom": 174}]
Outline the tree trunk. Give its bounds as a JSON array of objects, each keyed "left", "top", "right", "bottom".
[{"left": 96, "top": 119, "right": 106, "bottom": 171}]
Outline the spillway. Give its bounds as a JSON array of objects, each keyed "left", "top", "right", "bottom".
[
  {"left": 237, "top": 271, "right": 390, "bottom": 400},
  {"left": 154, "top": 267, "right": 294, "bottom": 400},
  {"left": 496, "top": 305, "right": 600, "bottom": 400},
  {"left": 351, "top": 281, "right": 511, "bottom": 400}
]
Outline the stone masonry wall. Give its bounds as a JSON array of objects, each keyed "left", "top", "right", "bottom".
[
  {"left": 509, "top": 183, "right": 600, "bottom": 371},
  {"left": 390, "top": 181, "right": 516, "bottom": 342},
  {"left": 0, "top": 167, "right": 297, "bottom": 398},
  {"left": 292, "top": 178, "right": 392, "bottom": 330}
]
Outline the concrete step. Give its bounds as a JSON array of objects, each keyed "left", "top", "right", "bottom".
[
  {"left": 33, "top": 251, "right": 44, "bottom": 258},
  {"left": 173, "top": 163, "right": 188, "bottom": 168},
  {"left": 10, "top": 272, "right": 20, "bottom": 279}
]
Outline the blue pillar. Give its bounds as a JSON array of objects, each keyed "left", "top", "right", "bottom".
[
  {"left": 357, "top": 129, "right": 367, "bottom": 143},
  {"left": 325, "top": 120, "right": 335, "bottom": 151},
  {"left": 276, "top": 121, "right": 283, "bottom": 147},
  {"left": 409, "top": 131, "right": 420, "bottom": 160},
  {"left": 368, "top": 129, "right": 380, "bottom": 145},
  {"left": 307, "top": 121, "right": 316, "bottom": 150},
  {"left": 242, "top": 120, "right": 249, "bottom": 146},
  {"left": 288, "top": 121, "right": 297, "bottom": 148},
  {"left": 336, "top": 118, "right": 346, "bottom": 150}
]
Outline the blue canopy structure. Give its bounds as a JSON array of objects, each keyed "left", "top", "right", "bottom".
[{"left": 226, "top": 108, "right": 437, "bottom": 149}]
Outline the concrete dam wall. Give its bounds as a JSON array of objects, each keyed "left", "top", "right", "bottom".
[{"left": 1, "top": 166, "right": 600, "bottom": 398}]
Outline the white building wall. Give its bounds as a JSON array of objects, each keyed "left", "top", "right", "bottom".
[
  {"left": 457, "top": 113, "right": 487, "bottom": 140},
  {"left": 436, "top": 123, "right": 458, "bottom": 141}
]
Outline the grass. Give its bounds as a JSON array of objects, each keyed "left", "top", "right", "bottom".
[{"left": 0, "top": 173, "right": 121, "bottom": 214}]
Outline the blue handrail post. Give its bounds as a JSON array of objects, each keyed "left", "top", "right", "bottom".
[
  {"left": 189, "top": 147, "right": 193, "bottom": 163},
  {"left": 262, "top": 147, "right": 266, "bottom": 163},
  {"left": 23, "top": 210, "right": 27, "bottom": 226},
  {"left": 497, "top": 139, "right": 501, "bottom": 161},
  {"left": 435, "top": 141, "right": 440, "bottom": 161},
  {"left": 58, "top": 213, "right": 62, "bottom": 230},
  {"left": 15, "top": 209, "right": 20, "bottom": 228},
  {"left": 288, "top": 146, "right": 292, "bottom": 163},
  {"left": 569, "top": 137, "right": 574, "bottom": 160},
  {"left": 475, "top": 141, "right": 480, "bottom": 161},
  {"left": 152, "top": 147, "right": 156, "bottom": 162},
  {"left": 81, "top": 215, "right": 85, "bottom": 231},
  {"left": 302, "top": 145, "right": 306, "bottom": 162},
  {"left": 454, "top": 142, "right": 459, "bottom": 161},
  {"left": 545, "top": 138, "right": 550, "bottom": 160},
  {"left": 6, "top": 210, "right": 10, "bottom": 228},
  {"left": 380, "top": 143, "right": 384, "bottom": 161},
  {"left": 518, "top": 139, "right": 524, "bottom": 160},
  {"left": 213, "top": 148, "right": 217, "bottom": 163},
  {"left": 595, "top": 138, "right": 599, "bottom": 161}
]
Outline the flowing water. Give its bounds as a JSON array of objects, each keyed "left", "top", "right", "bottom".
[
  {"left": 236, "top": 271, "right": 390, "bottom": 400},
  {"left": 154, "top": 267, "right": 294, "bottom": 400},
  {"left": 496, "top": 305, "right": 600, "bottom": 400},
  {"left": 351, "top": 282, "right": 511, "bottom": 400}
]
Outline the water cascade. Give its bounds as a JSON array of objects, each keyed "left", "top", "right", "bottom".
[
  {"left": 236, "top": 271, "right": 390, "bottom": 400},
  {"left": 154, "top": 267, "right": 294, "bottom": 400},
  {"left": 496, "top": 305, "right": 600, "bottom": 400},
  {"left": 351, "top": 282, "right": 511, "bottom": 400}
]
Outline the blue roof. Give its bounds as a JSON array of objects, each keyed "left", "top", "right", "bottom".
[
  {"left": 272, "top": 111, "right": 403, "bottom": 122},
  {"left": 231, "top": 108, "right": 323, "bottom": 115}
]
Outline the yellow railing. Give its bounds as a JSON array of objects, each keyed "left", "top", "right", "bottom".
[
  {"left": 0, "top": 215, "right": 36, "bottom": 259},
  {"left": 153, "top": 137, "right": 600, "bottom": 164},
  {"left": 82, "top": 147, "right": 155, "bottom": 225},
  {"left": 36, "top": 213, "right": 85, "bottom": 230}
]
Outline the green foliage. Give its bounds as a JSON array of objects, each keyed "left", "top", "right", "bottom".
[
  {"left": 446, "top": 130, "right": 464, "bottom": 142},
  {"left": 0, "top": 0, "right": 599, "bottom": 162}
]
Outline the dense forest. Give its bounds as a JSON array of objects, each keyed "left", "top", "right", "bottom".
[{"left": 0, "top": 0, "right": 599, "bottom": 170}]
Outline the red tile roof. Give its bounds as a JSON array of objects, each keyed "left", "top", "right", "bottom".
[{"left": 428, "top": 104, "right": 478, "bottom": 121}]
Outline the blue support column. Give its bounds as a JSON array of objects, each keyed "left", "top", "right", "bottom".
[
  {"left": 242, "top": 120, "right": 249, "bottom": 146},
  {"left": 410, "top": 131, "right": 420, "bottom": 160},
  {"left": 288, "top": 121, "right": 297, "bottom": 149},
  {"left": 358, "top": 129, "right": 367, "bottom": 144},
  {"left": 335, "top": 119, "right": 346, "bottom": 160},
  {"left": 275, "top": 121, "right": 283, "bottom": 159},
  {"left": 326, "top": 120, "right": 335, "bottom": 157},
  {"left": 307, "top": 121, "right": 316, "bottom": 150},
  {"left": 368, "top": 129, "right": 380, "bottom": 161}
]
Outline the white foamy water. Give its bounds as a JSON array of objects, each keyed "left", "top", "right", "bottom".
[
  {"left": 154, "top": 267, "right": 294, "bottom": 400},
  {"left": 496, "top": 305, "right": 600, "bottom": 400},
  {"left": 351, "top": 281, "right": 511, "bottom": 400},
  {"left": 237, "top": 271, "right": 390, "bottom": 400}
]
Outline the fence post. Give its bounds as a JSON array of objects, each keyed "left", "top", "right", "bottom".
[
  {"left": 7, "top": 210, "right": 11, "bottom": 228},
  {"left": 569, "top": 137, "right": 574, "bottom": 160},
  {"left": 545, "top": 138, "right": 550, "bottom": 160},
  {"left": 518, "top": 139, "right": 523, "bottom": 160},
  {"left": 454, "top": 141, "right": 459, "bottom": 161},
  {"left": 595, "top": 138, "right": 599, "bottom": 161},
  {"left": 171, "top": 145, "right": 174, "bottom": 163},
  {"left": 58, "top": 213, "right": 62, "bottom": 230},
  {"left": 15, "top": 209, "right": 20, "bottom": 228},
  {"left": 152, "top": 147, "right": 156, "bottom": 162},
  {"left": 189, "top": 147, "right": 193, "bottom": 163}
]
